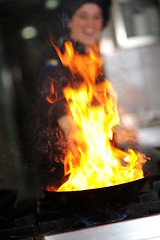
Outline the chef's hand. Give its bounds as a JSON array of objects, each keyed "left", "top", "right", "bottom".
[
  {"left": 113, "top": 125, "right": 138, "bottom": 147},
  {"left": 58, "top": 115, "right": 86, "bottom": 162},
  {"left": 113, "top": 125, "right": 151, "bottom": 166}
]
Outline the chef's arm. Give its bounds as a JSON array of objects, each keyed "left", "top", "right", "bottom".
[{"left": 57, "top": 115, "right": 86, "bottom": 161}]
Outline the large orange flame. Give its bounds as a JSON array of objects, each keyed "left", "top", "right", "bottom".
[{"left": 47, "top": 41, "right": 146, "bottom": 192}]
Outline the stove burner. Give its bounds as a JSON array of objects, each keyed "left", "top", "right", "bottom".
[{"left": 0, "top": 175, "right": 160, "bottom": 239}]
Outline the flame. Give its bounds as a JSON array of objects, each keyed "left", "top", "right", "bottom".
[
  {"left": 47, "top": 41, "right": 146, "bottom": 192},
  {"left": 46, "top": 81, "right": 57, "bottom": 104}
]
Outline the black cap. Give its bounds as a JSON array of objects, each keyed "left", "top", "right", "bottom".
[{"left": 59, "top": 0, "right": 112, "bottom": 30}]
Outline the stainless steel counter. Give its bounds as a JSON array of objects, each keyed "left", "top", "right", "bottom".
[{"left": 43, "top": 214, "right": 160, "bottom": 240}]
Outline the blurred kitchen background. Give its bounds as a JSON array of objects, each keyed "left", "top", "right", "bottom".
[{"left": 0, "top": 0, "right": 160, "bottom": 200}]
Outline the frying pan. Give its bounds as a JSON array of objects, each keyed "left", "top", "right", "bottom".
[{"left": 43, "top": 171, "right": 150, "bottom": 210}]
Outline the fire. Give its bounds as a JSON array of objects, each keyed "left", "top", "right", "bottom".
[{"left": 47, "top": 41, "right": 146, "bottom": 192}]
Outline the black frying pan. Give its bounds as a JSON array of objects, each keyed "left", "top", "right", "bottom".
[{"left": 43, "top": 171, "right": 150, "bottom": 209}]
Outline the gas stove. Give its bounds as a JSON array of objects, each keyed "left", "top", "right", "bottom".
[{"left": 0, "top": 168, "right": 160, "bottom": 240}]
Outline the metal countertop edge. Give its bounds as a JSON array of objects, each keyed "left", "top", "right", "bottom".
[{"left": 41, "top": 214, "right": 160, "bottom": 240}]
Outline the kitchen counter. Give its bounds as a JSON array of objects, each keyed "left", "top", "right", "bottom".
[{"left": 43, "top": 214, "right": 160, "bottom": 240}]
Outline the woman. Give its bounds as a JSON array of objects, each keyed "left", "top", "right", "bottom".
[
  {"left": 35, "top": 0, "right": 112, "bottom": 187},
  {"left": 56, "top": 1, "right": 112, "bottom": 156}
]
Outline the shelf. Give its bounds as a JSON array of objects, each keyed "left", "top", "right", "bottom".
[{"left": 112, "top": 0, "right": 160, "bottom": 48}]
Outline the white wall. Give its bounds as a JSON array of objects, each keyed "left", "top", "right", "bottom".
[{"left": 103, "top": 42, "right": 160, "bottom": 129}]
